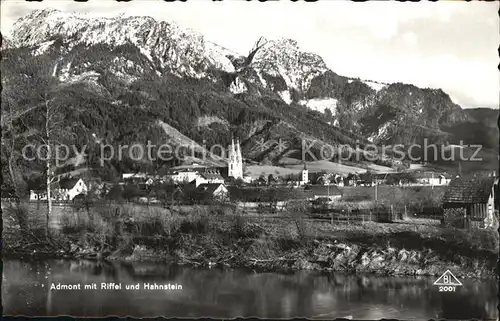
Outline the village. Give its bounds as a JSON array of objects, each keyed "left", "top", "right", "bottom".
[
  {"left": 2, "top": 2, "right": 498, "bottom": 319},
  {"left": 23, "top": 139, "right": 499, "bottom": 230}
]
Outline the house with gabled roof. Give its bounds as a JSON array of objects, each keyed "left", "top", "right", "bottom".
[
  {"left": 30, "top": 177, "right": 88, "bottom": 201},
  {"left": 442, "top": 175, "right": 497, "bottom": 228},
  {"left": 183, "top": 183, "right": 229, "bottom": 204},
  {"left": 191, "top": 170, "right": 225, "bottom": 187},
  {"left": 198, "top": 183, "right": 229, "bottom": 201},
  {"left": 57, "top": 177, "right": 88, "bottom": 201}
]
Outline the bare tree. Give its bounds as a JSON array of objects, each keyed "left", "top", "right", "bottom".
[
  {"left": 285, "top": 193, "right": 310, "bottom": 241},
  {"left": 2, "top": 55, "right": 75, "bottom": 238},
  {"left": 242, "top": 36, "right": 268, "bottom": 69}
]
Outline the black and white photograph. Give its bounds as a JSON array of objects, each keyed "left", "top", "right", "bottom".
[{"left": 1, "top": 0, "right": 499, "bottom": 319}]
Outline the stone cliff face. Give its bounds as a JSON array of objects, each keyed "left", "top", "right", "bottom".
[
  {"left": 10, "top": 9, "right": 236, "bottom": 78},
  {"left": 2, "top": 8, "right": 487, "bottom": 176}
]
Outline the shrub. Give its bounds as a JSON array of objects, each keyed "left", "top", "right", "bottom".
[
  {"left": 246, "top": 235, "right": 281, "bottom": 260},
  {"left": 60, "top": 210, "right": 112, "bottom": 235},
  {"left": 4, "top": 202, "right": 29, "bottom": 232},
  {"left": 294, "top": 216, "right": 308, "bottom": 240},
  {"left": 231, "top": 214, "right": 247, "bottom": 238},
  {"left": 178, "top": 207, "right": 212, "bottom": 234}
]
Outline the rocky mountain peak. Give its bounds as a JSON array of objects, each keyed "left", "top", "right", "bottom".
[
  {"left": 10, "top": 8, "right": 236, "bottom": 78},
  {"left": 250, "top": 36, "right": 329, "bottom": 93},
  {"left": 3, "top": 9, "right": 487, "bottom": 160}
]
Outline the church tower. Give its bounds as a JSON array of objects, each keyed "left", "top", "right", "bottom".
[
  {"left": 301, "top": 162, "right": 309, "bottom": 185},
  {"left": 228, "top": 138, "right": 243, "bottom": 179}
]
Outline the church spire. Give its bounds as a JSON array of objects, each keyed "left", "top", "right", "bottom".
[
  {"left": 236, "top": 138, "right": 241, "bottom": 160},
  {"left": 228, "top": 135, "right": 243, "bottom": 180},
  {"left": 230, "top": 137, "right": 236, "bottom": 159}
]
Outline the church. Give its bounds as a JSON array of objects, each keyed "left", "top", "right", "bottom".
[
  {"left": 227, "top": 138, "right": 244, "bottom": 180},
  {"left": 166, "top": 138, "right": 250, "bottom": 184}
]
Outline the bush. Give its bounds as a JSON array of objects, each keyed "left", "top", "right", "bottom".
[
  {"left": 246, "top": 235, "right": 281, "bottom": 260},
  {"left": 60, "top": 210, "right": 113, "bottom": 244},
  {"left": 294, "top": 216, "right": 308, "bottom": 240},
  {"left": 231, "top": 214, "right": 247, "bottom": 238},
  {"left": 178, "top": 207, "right": 212, "bottom": 234},
  {"left": 4, "top": 202, "right": 29, "bottom": 232}
]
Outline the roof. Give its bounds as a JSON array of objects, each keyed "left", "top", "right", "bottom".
[
  {"left": 442, "top": 176, "right": 495, "bottom": 204},
  {"left": 372, "top": 173, "right": 392, "bottom": 180},
  {"left": 170, "top": 169, "right": 198, "bottom": 174},
  {"left": 58, "top": 178, "right": 81, "bottom": 189},
  {"left": 412, "top": 172, "right": 451, "bottom": 179},
  {"left": 163, "top": 185, "right": 184, "bottom": 195},
  {"left": 170, "top": 164, "right": 209, "bottom": 171},
  {"left": 197, "top": 183, "right": 226, "bottom": 195},
  {"left": 182, "top": 183, "right": 227, "bottom": 202},
  {"left": 304, "top": 185, "right": 343, "bottom": 196},
  {"left": 200, "top": 172, "right": 224, "bottom": 180},
  {"left": 123, "top": 173, "right": 148, "bottom": 179}
]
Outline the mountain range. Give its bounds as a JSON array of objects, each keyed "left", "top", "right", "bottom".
[{"left": 1, "top": 9, "right": 498, "bottom": 187}]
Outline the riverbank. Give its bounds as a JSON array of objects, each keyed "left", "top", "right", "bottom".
[{"left": 3, "top": 204, "right": 498, "bottom": 278}]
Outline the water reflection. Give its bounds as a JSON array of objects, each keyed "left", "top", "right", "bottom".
[{"left": 2, "top": 259, "right": 498, "bottom": 319}]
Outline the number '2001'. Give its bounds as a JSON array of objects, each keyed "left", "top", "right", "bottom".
[{"left": 439, "top": 286, "right": 456, "bottom": 292}]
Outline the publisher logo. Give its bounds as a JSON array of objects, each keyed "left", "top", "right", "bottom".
[{"left": 434, "top": 270, "right": 462, "bottom": 292}]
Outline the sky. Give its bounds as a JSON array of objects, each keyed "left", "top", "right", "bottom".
[{"left": 1, "top": 0, "right": 499, "bottom": 109}]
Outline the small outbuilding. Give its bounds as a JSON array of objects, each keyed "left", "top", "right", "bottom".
[{"left": 442, "top": 176, "right": 497, "bottom": 229}]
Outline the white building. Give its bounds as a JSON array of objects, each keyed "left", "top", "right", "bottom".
[
  {"left": 168, "top": 169, "right": 201, "bottom": 184},
  {"left": 30, "top": 178, "right": 88, "bottom": 201},
  {"left": 228, "top": 138, "right": 243, "bottom": 180},
  {"left": 58, "top": 178, "right": 88, "bottom": 200},
  {"left": 414, "top": 172, "right": 451, "bottom": 186},
  {"left": 192, "top": 171, "right": 225, "bottom": 187},
  {"left": 197, "top": 183, "right": 229, "bottom": 201},
  {"left": 300, "top": 163, "right": 309, "bottom": 185}
]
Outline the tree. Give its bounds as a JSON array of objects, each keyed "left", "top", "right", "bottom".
[
  {"left": 286, "top": 198, "right": 310, "bottom": 241},
  {"left": 399, "top": 172, "right": 417, "bottom": 185},
  {"left": 41, "top": 91, "right": 76, "bottom": 237},
  {"left": 122, "top": 183, "right": 144, "bottom": 201},
  {"left": 2, "top": 53, "right": 76, "bottom": 238},
  {"left": 106, "top": 184, "right": 124, "bottom": 201},
  {"left": 385, "top": 175, "right": 400, "bottom": 186},
  {"left": 234, "top": 177, "right": 244, "bottom": 187},
  {"left": 267, "top": 174, "right": 276, "bottom": 186},
  {"left": 241, "top": 37, "right": 268, "bottom": 70},
  {"left": 324, "top": 108, "right": 334, "bottom": 123}
]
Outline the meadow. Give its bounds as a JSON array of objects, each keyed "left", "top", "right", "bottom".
[
  {"left": 339, "top": 185, "right": 446, "bottom": 205},
  {"left": 3, "top": 198, "right": 498, "bottom": 278}
]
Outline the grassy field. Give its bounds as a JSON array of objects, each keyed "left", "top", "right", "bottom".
[
  {"left": 1, "top": 185, "right": 446, "bottom": 230},
  {"left": 246, "top": 160, "right": 371, "bottom": 179},
  {"left": 284, "top": 160, "right": 369, "bottom": 174},
  {"left": 3, "top": 199, "right": 498, "bottom": 278},
  {"left": 340, "top": 185, "right": 446, "bottom": 203},
  {"left": 334, "top": 186, "right": 446, "bottom": 220}
]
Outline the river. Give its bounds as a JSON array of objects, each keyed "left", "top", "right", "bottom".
[{"left": 2, "top": 259, "right": 498, "bottom": 319}]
